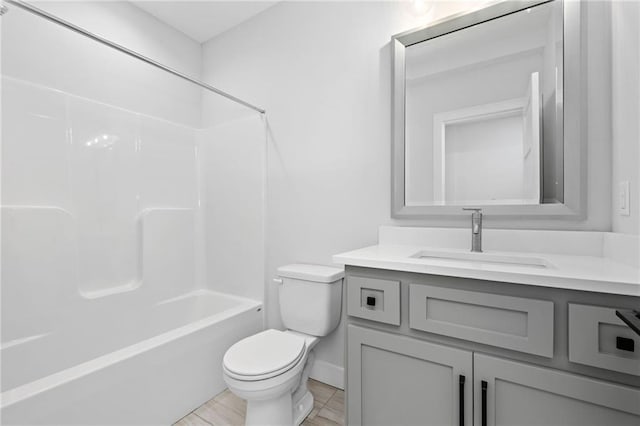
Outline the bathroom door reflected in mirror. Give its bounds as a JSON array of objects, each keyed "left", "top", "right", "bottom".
[{"left": 403, "top": 1, "right": 563, "bottom": 207}]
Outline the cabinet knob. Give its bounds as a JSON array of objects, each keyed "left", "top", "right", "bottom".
[
  {"left": 616, "top": 336, "right": 635, "bottom": 352},
  {"left": 366, "top": 296, "right": 376, "bottom": 307}
]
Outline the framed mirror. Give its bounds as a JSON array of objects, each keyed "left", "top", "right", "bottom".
[{"left": 392, "top": 0, "right": 586, "bottom": 218}]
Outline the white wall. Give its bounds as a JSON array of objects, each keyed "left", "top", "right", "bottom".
[
  {"left": 444, "top": 116, "right": 524, "bottom": 203},
  {"left": 35, "top": 1, "right": 201, "bottom": 76},
  {"left": 3, "top": 1, "right": 202, "bottom": 126},
  {"left": 611, "top": 0, "right": 640, "bottom": 235}
]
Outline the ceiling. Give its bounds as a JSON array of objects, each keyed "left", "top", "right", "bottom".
[{"left": 131, "top": 1, "right": 279, "bottom": 43}]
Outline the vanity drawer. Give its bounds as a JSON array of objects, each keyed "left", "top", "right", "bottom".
[
  {"left": 568, "top": 304, "right": 640, "bottom": 376},
  {"left": 347, "top": 276, "right": 400, "bottom": 325},
  {"left": 409, "top": 284, "right": 554, "bottom": 357}
]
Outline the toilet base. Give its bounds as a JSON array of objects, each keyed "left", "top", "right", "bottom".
[
  {"left": 244, "top": 389, "right": 312, "bottom": 426},
  {"left": 245, "top": 391, "right": 293, "bottom": 426},
  {"left": 293, "top": 391, "right": 313, "bottom": 426}
]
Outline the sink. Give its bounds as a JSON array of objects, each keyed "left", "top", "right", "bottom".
[{"left": 410, "top": 249, "right": 552, "bottom": 269}]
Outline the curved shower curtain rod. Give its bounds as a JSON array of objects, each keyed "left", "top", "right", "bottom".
[{"left": 1, "top": 0, "right": 266, "bottom": 114}]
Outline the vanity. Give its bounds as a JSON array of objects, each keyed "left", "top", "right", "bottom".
[{"left": 334, "top": 227, "right": 640, "bottom": 426}]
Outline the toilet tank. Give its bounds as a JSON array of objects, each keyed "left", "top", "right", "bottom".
[{"left": 277, "top": 264, "right": 344, "bottom": 336}]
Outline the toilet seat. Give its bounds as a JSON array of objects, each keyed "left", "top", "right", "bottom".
[{"left": 223, "top": 329, "right": 306, "bottom": 381}]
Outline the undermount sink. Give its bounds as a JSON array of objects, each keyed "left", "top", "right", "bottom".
[{"left": 410, "top": 249, "right": 552, "bottom": 269}]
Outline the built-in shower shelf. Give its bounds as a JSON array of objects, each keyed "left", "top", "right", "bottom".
[
  {"left": 136, "top": 207, "right": 194, "bottom": 221},
  {"left": 1, "top": 205, "right": 74, "bottom": 216},
  {"left": 79, "top": 281, "right": 142, "bottom": 299}
]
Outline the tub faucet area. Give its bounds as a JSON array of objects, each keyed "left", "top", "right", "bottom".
[{"left": 463, "top": 208, "right": 483, "bottom": 252}]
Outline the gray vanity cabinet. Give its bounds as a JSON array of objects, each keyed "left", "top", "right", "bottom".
[
  {"left": 475, "top": 354, "right": 640, "bottom": 426},
  {"left": 344, "top": 268, "right": 640, "bottom": 426},
  {"left": 347, "top": 324, "right": 472, "bottom": 426},
  {"left": 347, "top": 328, "right": 640, "bottom": 426}
]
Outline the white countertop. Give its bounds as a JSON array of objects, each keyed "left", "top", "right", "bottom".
[{"left": 332, "top": 227, "right": 640, "bottom": 296}]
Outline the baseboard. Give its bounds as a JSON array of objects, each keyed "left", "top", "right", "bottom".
[{"left": 309, "top": 360, "right": 344, "bottom": 390}]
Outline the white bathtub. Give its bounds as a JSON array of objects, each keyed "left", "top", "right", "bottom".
[{"left": 0, "top": 290, "right": 263, "bottom": 425}]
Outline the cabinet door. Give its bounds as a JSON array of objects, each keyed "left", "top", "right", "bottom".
[
  {"left": 347, "top": 325, "right": 472, "bottom": 426},
  {"left": 474, "top": 353, "right": 640, "bottom": 426}
]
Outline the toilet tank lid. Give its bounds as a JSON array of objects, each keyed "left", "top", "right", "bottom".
[{"left": 277, "top": 264, "right": 344, "bottom": 283}]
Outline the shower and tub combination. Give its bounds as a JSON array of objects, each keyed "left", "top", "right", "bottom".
[{"left": 1, "top": 1, "right": 266, "bottom": 424}]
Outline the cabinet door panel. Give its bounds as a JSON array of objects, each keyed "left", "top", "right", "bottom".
[
  {"left": 474, "top": 353, "right": 640, "bottom": 426},
  {"left": 348, "top": 325, "right": 472, "bottom": 426}
]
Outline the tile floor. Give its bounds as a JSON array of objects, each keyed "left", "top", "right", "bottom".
[{"left": 174, "top": 379, "right": 344, "bottom": 426}]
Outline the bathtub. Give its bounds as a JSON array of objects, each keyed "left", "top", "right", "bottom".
[{"left": 0, "top": 290, "right": 263, "bottom": 425}]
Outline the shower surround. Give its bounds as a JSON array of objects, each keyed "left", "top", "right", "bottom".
[{"left": 1, "top": 2, "right": 266, "bottom": 424}]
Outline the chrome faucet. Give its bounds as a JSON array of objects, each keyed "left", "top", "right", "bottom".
[{"left": 463, "top": 208, "right": 482, "bottom": 252}]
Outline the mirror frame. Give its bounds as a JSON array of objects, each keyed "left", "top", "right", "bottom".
[{"left": 391, "top": 0, "right": 586, "bottom": 219}]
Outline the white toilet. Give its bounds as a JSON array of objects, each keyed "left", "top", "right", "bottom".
[{"left": 222, "top": 264, "right": 344, "bottom": 426}]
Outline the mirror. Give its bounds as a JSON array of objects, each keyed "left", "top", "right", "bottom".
[{"left": 392, "top": 0, "right": 586, "bottom": 218}]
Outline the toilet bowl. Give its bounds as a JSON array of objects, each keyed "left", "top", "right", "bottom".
[
  {"left": 223, "top": 330, "right": 318, "bottom": 425},
  {"left": 222, "top": 264, "right": 343, "bottom": 426}
]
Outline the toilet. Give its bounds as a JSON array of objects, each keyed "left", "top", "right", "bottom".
[{"left": 222, "top": 264, "right": 344, "bottom": 426}]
